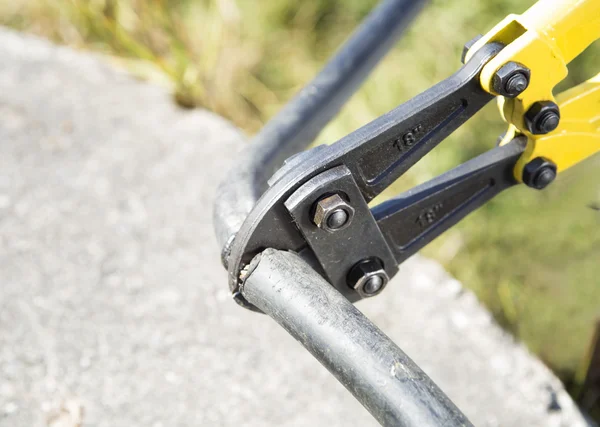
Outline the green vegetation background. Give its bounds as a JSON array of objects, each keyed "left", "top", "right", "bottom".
[{"left": 3, "top": 0, "right": 599, "bottom": 389}]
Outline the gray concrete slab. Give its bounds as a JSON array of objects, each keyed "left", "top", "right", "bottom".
[{"left": 0, "top": 27, "right": 592, "bottom": 427}]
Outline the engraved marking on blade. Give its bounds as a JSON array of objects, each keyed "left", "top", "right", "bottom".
[
  {"left": 416, "top": 202, "right": 444, "bottom": 228},
  {"left": 393, "top": 124, "right": 424, "bottom": 153},
  {"left": 360, "top": 102, "right": 466, "bottom": 187}
]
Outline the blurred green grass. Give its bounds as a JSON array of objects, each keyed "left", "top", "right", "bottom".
[{"left": 3, "top": 0, "right": 600, "bottom": 391}]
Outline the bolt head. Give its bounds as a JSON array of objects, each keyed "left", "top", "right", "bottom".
[
  {"left": 522, "top": 157, "right": 557, "bottom": 190},
  {"left": 506, "top": 73, "right": 528, "bottom": 94},
  {"left": 347, "top": 258, "right": 389, "bottom": 298},
  {"left": 363, "top": 275, "right": 384, "bottom": 295},
  {"left": 538, "top": 112, "right": 559, "bottom": 133},
  {"left": 525, "top": 101, "right": 560, "bottom": 135},
  {"left": 534, "top": 168, "right": 556, "bottom": 189},
  {"left": 492, "top": 62, "right": 531, "bottom": 98},
  {"left": 313, "top": 194, "right": 355, "bottom": 232},
  {"left": 326, "top": 209, "right": 349, "bottom": 230}
]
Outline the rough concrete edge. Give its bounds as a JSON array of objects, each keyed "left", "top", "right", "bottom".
[
  {"left": 396, "top": 255, "right": 597, "bottom": 426},
  {"left": 0, "top": 26, "right": 247, "bottom": 147}
]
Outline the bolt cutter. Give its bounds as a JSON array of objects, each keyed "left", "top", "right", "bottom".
[{"left": 227, "top": 0, "right": 600, "bottom": 311}]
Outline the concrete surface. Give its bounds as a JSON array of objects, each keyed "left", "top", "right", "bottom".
[{"left": 0, "top": 27, "right": 592, "bottom": 427}]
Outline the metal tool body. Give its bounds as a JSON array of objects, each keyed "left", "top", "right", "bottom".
[
  {"left": 229, "top": 43, "right": 520, "bottom": 310},
  {"left": 227, "top": 0, "right": 600, "bottom": 311}
]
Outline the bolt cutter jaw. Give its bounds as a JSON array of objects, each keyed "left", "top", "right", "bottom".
[{"left": 227, "top": 43, "right": 524, "bottom": 310}]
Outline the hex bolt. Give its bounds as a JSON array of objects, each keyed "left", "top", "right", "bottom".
[
  {"left": 313, "top": 194, "right": 355, "bottom": 233},
  {"left": 522, "top": 157, "right": 557, "bottom": 190},
  {"left": 534, "top": 168, "right": 556, "bottom": 189},
  {"left": 326, "top": 209, "right": 349, "bottom": 230},
  {"left": 505, "top": 73, "right": 528, "bottom": 95},
  {"left": 492, "top": 62, "right": 530, "bottom": 98},
  {"left": 347, "top": 258, "right": 389, "bottom": 298},
  {"left": 363, "top": 275, "right": 384, "bottom": 295},
  {"left": 525, "top": 101, "right": 560, "bottom": 135},
  {"left": 538, "top": 111, "right": 559, "bottom": 133}
]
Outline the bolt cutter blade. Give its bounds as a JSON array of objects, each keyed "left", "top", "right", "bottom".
[{"left": 227, "top": 43, "right": 508, "bottom": 309}]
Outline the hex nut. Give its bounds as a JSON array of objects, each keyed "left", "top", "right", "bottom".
[
  {"left": 347, "top": 258, "right": 389, "bottom": 298},
  {"left": 492, "top": 62, "right": 530, "bottom": 98},
  {"left": 525, "top": 101, "right": 560, "bottom": 135},
  {"left": 313, "top": 194, "right": 355, "bottom": 233},
  {"left": 522, "top": 157, "right": 557, "bottom": 190}
]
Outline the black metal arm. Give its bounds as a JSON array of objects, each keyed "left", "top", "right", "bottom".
[
  {"left": 213, "top": 0, "right": 429, "bottom": 262},
  {"left": 226, "top": 42, "right": 510, "bottom": 305},
  {"left": 374, "top": 138, "right": 525, "bottom": 264}
]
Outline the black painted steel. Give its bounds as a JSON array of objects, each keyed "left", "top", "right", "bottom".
[
  {"left": 285, "top": 166, "right": 397, "bottom": 300},
  {"left": 213, "top": 0, "right": 428, "bottom": 259},
  {"left": 242, "top": 249, "right": 474, "bottom": 427},
  {"left": 374, "top": 138, "right": 526, "bottom": 264},
  {"left": 522, "top": 156, "right": 557, "bottom": 189},
  {"left": 228, "top": 43, "right": 504, "bottom": 307}
]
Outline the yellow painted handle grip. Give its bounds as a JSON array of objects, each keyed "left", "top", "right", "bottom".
[
  {"left": 521, "top": 0, "right": 600, "bottom": 64},
  {"left": 468, "top": 0, "right": 600, "bottom": 181}
]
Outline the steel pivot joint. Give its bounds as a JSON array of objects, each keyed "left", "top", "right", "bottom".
[{"left": 227, "top": 42, "right": 528, "bottom": 310}]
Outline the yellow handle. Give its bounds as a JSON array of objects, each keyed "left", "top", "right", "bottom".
[
  {"left": 513, "top": 73, "right": 600, "bottom": 177},
  {"left": 521, "top": 0, "right": 600, "bottom": 64},
  {"left": 466, "top": 0, "right": 600, "bottom": 182}
]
